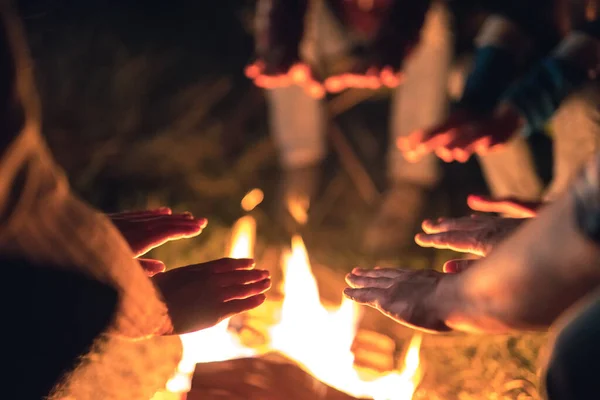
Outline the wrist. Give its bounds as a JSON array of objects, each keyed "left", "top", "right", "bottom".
[{"left": 433, "top": 274, "right": 469, "bottom": 330}]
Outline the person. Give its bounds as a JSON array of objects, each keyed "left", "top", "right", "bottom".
[
  {"left": 247, "top": 0, "right": 453, "bottom": 253},
  {"left": 399, "top": 0, "right": 600, "bottom": 203},
  {"left": 343, "top": 152, "right": 600, "bottom": 334},
  {"left": 0, "top": 2, "right": 271, "bottom": 399},
  {"left": 344, "top": 153, "right": 600, "bottom": 399}
]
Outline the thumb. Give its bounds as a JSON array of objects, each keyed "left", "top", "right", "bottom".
[
  {"left": 138, "top": 258, "right": 166, "bottom": 277},
  {"left": 443, "top": 259, "right": 478, "bottom": 273}
]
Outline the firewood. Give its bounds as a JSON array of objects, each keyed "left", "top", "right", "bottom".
[{"left": 189, "top": 355, "right": 358, "bottom": 400}]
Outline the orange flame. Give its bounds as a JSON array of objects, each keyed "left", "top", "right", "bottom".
[{"left": 271, "top": 236, "right": 423, "bottom": 399}]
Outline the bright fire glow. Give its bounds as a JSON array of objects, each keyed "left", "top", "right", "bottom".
[
  {"left": 270, "top": 235, "right": 423, "bottom": 400},
  {"left": 163, "top": 208, "right": 423, "bottom": 399}
]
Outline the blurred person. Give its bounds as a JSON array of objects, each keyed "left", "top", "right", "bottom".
[
  {"left": 399, "top": 0, "right": 600, "bottom": 203},
  {"left": 247, "top": 0, "right": 453, "bottom": 254},
  {"left": 0, "top": 2, "right": 270, "bottom": 399},
  {"left": 247, "top": 0, "right": 564, "bottom": 254}
]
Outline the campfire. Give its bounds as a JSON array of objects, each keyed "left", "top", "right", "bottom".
[{"left": 155, "top": 191, "right": 423, "bottom": 400}]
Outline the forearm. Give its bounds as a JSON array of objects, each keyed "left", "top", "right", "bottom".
[{"left": 442, "top": 183, "right": 600, "bottom": 333}]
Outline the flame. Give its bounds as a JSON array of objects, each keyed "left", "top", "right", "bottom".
[
  {"left": 287, "top": 195, "right": 310, "bottom": 225},
  {"left": 163, "top": 207, "right": 423, "bottom": 399},
  {"left": 270, "top": 236, "right": 422, "bottom": 400}
]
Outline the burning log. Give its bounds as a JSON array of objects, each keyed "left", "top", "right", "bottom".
[{"left": 188, "top": 354, "right": 357, "bottom": 400}]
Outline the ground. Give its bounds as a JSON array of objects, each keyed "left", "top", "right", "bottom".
[{"left": 20, "top": 1, "right": 549, "bottom": 398}]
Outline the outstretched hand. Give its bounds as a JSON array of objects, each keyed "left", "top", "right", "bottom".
[
  {"left": 109, "top": 208, "right": 207, "bottom": 276},
  {"left": 397, "top": 105, "right": 523, "bottom": 163},
  {"left": 245, "top": 61, "right": 325, "bottom": 99},
  {"left": 323, "top": 63, "right": 403, "bottom": 93},
  {"left": 415, "top": 214, "right": 524, "bottom": 257},
  {"left": 154, "top": 258, "right": 271, "bottom": 335},
  {"left": 414, "top": 194, "right": 539, "bottom": 257},
  {"left": 344, "top": 267, "right": 455, "bottom": 333}
]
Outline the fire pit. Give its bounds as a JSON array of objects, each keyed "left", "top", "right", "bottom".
[{"left": 154, "top": 197, "right": 423, "bottom": 400}]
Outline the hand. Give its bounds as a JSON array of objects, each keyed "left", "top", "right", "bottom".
[
  {"left": 415, "top": 214, "right": 525, "bottom": 257},
  {"left": 344, "top": 267, "right": 456, "bottom": 333},
  {"left": 154, "top": 258, "right": 271, "bottom": 335},
  {"left": 109, "top": 208, "right": 207, "bottom": 276},
  {"left": 442, "top": 258, "right": 478, "bottom": 273},
  {"left": 467, "top": 195, "right": 542, "bottom": 218},
  {"left": 397, "top": 104, "right": 523, "bottom": 163},
  {"left": 245, "top": 61, "right": 325, "bottom": 99},
  {"left": 323, "top": 64, "right": 403, "bottom": 93}
]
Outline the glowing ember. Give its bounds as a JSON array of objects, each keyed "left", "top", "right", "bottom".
[{"left": 162, "top": 198, "right": 423, "bottom": 399}]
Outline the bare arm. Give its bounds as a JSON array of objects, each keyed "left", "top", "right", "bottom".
[
  {"left": 441, "top": 185, "right": 600, "bottom": 332},
  {"left": 345, "top": 154, "right": 600, "bottom": 334}
]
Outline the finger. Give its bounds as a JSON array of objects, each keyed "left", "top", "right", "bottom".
[
  {"left": 255, "top": 74, "right": 290, "bottom": 89},
  {"left": 400, "top": 122, "right": 457, "bottom": 155},
  {"left": 421, "top": 216, "right": 485, "bottom": 234},
  {"left": 443, "top": 259, "right": 478, "bottom": 273},
  {"left": 131, "top": 221, "right": 208, "bottom": 255},
  {"left": 345, "top": 273, "right": 394, "bottom": 289},
  {"left": 343, "top": 287, "right": 387, "bottom": 306},
  {"left": 219, "top": 278, "right": 272, "bottom": 301},
  {"left": 149, "top": 217, "right": 208, "bottom": 232},
  {"left": 189, "top": 258, "right": 255, "bottom": 273},
  {"left": 138, "top": 258, "right": 166, "bottom": 277},
  {"left": 245, "top": 61, "right": 264, "bottom": 79},
  {"left": 415, "top": 232, "right": 485, "bottom": 256},
  {"left": 364, "top": 67, "right": 381, "bottom": 89},
  {"left": 324, "top": 76, "right": 345, "bottom": 93},
  {"left": 219, "top": 294, "right": 267, "bottom": 319},
  {"left": 467, "top": 195, "right": 538, "bottom": 218},
  {"left": 305, "top": 80, "right": 325, "bottom": 99},
  {"left": 420, "top": 128, "right": 457, "bottom": 155},
  {"left": 442, "top": 128, "right": 486, "bottom": 163},
  {"left": 289, "top": 63, "right": 310, "bottom": 84},
  {"left": 119, "top": 212, "right": 199, "bottom": 223},
  {"left": 472, "top": 136, "right": 493, "bottom": 155},
  {"left": 380, "top": 66, "right": 401, "bottom": 88},
  {"left": 213, "top": 269, "right": 270, "bottom": 287},
  {"left": 109, "top": 207, "right": 172, "bottom": 219},
  {"left": 351, "top": 267, "right": 405, "bottom": 278}
]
